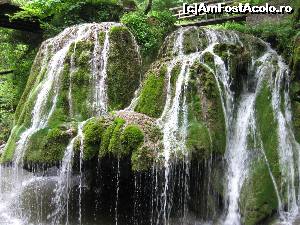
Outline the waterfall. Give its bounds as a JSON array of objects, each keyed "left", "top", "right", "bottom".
[
  {"left": 0, "top": 22, "right": 299, "bottom": 225},
  {"left": 0, "top": 22, "right": 120, "bottom": 225},
  {"left": 154, "top": 27, "right": 300, "bottom": 225}
]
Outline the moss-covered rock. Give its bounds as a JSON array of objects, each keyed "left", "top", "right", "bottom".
[
  {"left": 120, "top": 125, "right": 144, "bottom": 155},
  {"left": 213, "top": 43, "right": 250, "bottom": 95},
  {"left": 107, "top": 26, "right": 142, "bottom": 110},
  {"left": 82, "top": 117, "right": 107, "bottom": 160},
  {"left": 183, "top": 28, "right": 208, "bottom": 55},
  {"left": 1, "top": 23, "right": 143, "bottom": 165},
  {"left": 240, "top": 159, "right": 279, "bottom": 225},
  {"left": 24, "top": 126, "right": 75, "bottom": 164},
  {"left": 135, "top": 64, "right": 167, "bottom": 118}
]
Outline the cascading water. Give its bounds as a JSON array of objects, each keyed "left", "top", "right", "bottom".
[{"left": 152, "top": 26, "right": 300, "bottom": 225}]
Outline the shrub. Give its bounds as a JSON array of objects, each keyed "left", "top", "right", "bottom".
[{"left": 121, "top": 10, "right": 176, "bottom": 58}]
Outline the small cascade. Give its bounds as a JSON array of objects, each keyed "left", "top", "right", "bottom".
[
  {"left": 92, "top": 23, "right": 115, "bottom": 116},
  {"left": 51, "top": 135, "right": 76, "bottom": 224},
  {"left": 271, "top": 55, "right": 299, "bottom": 223},
  {"left": 223, "top": 94, "right": 255, "bottom": 225},
  {"left": 115, "top": 159, "right": 121, "bottom": 225},
  {"left": 157, "top": 28, "right": 191, "bottom": 225}
]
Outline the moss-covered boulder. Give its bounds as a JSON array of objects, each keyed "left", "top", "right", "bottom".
[{"left": 24, "top": 125, "right": 76, "bottom": 164}]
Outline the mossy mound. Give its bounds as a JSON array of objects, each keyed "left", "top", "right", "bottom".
[
  {"left": 134, "top": 62, "right": 168, "bottom": 118},
  {"left": 24, "top": 125, "right": 76, "bottom": 164},
  {"left": 74, "top": 111, "right": 162, "bottom": 171}
]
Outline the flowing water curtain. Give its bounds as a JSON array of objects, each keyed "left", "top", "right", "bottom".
[{"left": 145, "top": 27, "right": 300, "bottom": 225}]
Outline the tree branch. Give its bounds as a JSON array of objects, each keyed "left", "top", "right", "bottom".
[{"left": 0, "top": 70, "right": 14, "bottom": 75}]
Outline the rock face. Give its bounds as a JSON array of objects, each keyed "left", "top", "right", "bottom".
[{"left": 1, "top": 24, "right": 300, "bottom": 225}]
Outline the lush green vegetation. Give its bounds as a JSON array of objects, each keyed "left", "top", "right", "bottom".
[
  {"left": 121, "top": 10, "right": 175, "bottom": 58},
  {"left": 211, "top": 0, "right": 300, "bottom": 60},
  {"left": 0, "top": 29, "right": 37, "bottom": 143}
]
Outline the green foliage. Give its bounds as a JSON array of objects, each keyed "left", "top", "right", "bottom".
[
  {"left": 121, "top": 10, "right": 176, "bottom": 58},
  {"left": 0, "top": 82, "right": 17, "bottom": 142},
  {"left": 0, "top": 28, "right": 37, "bottom": 143},
  {"left": 135, "top": 69, "right": 166, "bottom": 118},
  {"left": 13, "top": 0, "right": 124, "bottom": 37}
]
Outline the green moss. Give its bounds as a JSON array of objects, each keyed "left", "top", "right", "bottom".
[
  {"left": 186, "top": 121, "right": 211, "bottom": 159},
  {"left": 82, "top": 118, "right": 106, "bottom": 160},
  {"left": 291, "top": 37, "right": 300, "bottom": 142},
  {"left": 120, "top": 125, "right": 144, "bottom": 154},
  {"left": 99, "top": 118, "right": 126, "bottom": 157},
  {"left": 135, "top": 68, "right": 166, "bottom": 118},
  {"left": 202, "top": 52, "right": 215, "bottom": 71},
  {"left": 256, "top": 82, "right": 280, "bottom": 181},
  {"left": 107, "top": 25, "right": 141, "bottom": 110},
  {"left": 98, "top": 31, "right": 106, "bottom": 47},
  {"left": 99, "top": 120, "right": 117, "bottom": 157},
  {"left": 24, "top": 127, "right": 72, "bottom": 164},
  {"left": 292, "top": 101, "right": 300, "bottom": 143},
  {"left": 241, "top": 159, "right": 279, "bottom": 225},
  {"left": 108, "top": 118, "right": 126, "bottom": 157},
  {"left": 183, "top": 28, "right": 208, "bottom": 55},
  {"left": 14, "top": 53, "right": 49, "bottom": 125},
  {"left": 187, "top": 61, "right": 226, "bottom": 157},
  {"left": 1, "top": 126, "right": 25, "bottom": 163}
]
